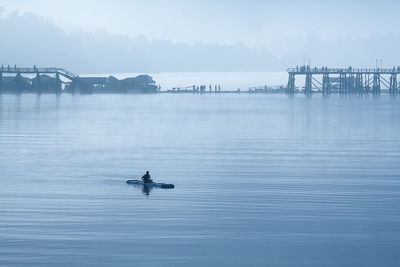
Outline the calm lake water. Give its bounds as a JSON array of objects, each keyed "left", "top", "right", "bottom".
[{"left": 1, "top": 93, "right": 400, "bottom": 266}]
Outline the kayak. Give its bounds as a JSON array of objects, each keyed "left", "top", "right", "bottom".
[{"left": 126, "top": 180, "right": 175, "bottom": 189}]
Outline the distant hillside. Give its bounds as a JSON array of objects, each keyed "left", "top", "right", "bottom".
[{"left": 1, "top": 11, "right": 399, "bottom": 73}]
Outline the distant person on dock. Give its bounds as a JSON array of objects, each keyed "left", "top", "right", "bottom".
[{"left": 142, "top": 171, "right": 153, "bottom": 183}]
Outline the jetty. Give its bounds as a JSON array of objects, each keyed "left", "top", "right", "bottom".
[
  {"left": 0, "top": 65, "right": 159, "bottom": 94},
  {"left": 286, "top": 66, "right": 400, "bottom": 95},
  {"left": 163, "top": 85, "right": 284, "bottom": 94}
]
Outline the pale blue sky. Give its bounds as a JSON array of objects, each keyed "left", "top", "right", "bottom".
[{"left": 0, "top": 0, "right": 399, "bottom": 46}]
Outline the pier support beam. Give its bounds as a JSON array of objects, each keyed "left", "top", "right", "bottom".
[
  {"left": 70, "top": 78, "right": 78, "bottom": 94},
  {"left": 339, "top": 73, "right": 347, "bottom": 93},
  {"left": 373, "top": 73, "right": 381, "bottom": 94},
  {"left": 348, "top": 74, "right": 354, "bottom": 93},
  {"left": 35, "top": 72, "right": 41, "bottom": 94},
  {"left": 355, "top": 74, "right": 363, "bottom": 93},
  {"left": 322, "top": 73, "right": 330, "bottom": 95},
  {"left": 55, "top": 73, "right": 62, "bottom": 94},
  {"left": 304, "top": 73, "right": 312, "bottom": 94},
  {"left": 365, "top": 74, "right": 371, "bottom": 93},
  {"left": 14, "top": 73, "right": 24, "bottom": 94},
  {"left": 398, "top": 80, "right": 400, "bottom": 94},
  {"left": 389, "top": 73, "right": 397, "bottom": 94},
  {"left": 286, "top": 73, "right": 295, "bottom": 94}
]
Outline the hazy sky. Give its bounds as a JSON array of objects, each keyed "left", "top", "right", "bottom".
[{"left": 0, "top": 0, "right": 399, "bottom": 47}]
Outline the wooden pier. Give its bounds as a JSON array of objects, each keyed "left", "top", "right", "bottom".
[
  {"left": 286, "top": 66, "right": 400, "bottom": 95},
  {"left": 0, "top": 65, "right": 158, "bottom": 94}
]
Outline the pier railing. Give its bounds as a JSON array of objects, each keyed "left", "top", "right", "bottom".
[
  {"left": 0, "top": 66, "right": 79, "bottom": 80},
  {"left": 287, "top": 67, "right": 400, "bottom": 75}
]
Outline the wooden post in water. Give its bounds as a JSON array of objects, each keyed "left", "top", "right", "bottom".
[
  {"left": 348, "top": 73, "right": 354, "bottom": 93},
  {"left": 14, "top": 73, "right": 23, "bottom": 94},
  {"left": 389, "top": 73, "right": 397, "bottom": 94},
  {"left": 36, "top": 72, "right": 41, "bottom": 94},
  {"left": 322, "top": 73, "right": 330, "bottom": 95},
  {"left": 304, "top": 73, "right": 312, "bottom": 95},
  {"left": 286, "top": 72, "right": 295, "bottom": 94},
  {"left": 55, "top": 72, "right": 62, "bottom": 94},
  {"left": 0, "top": 71, "right": 2, "bottom": 94},
  {"left": 373, "top": 73, "right": 381, "bottom": 94},
  {"left": 355, "top": 73, "right": 362, "bottom": 93},
  {"left": 339, "top": 73, "right": 347, "bottom": 94}
]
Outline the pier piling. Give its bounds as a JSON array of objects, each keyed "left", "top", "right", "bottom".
[
  {"left": 286, "top": 73, "right": 295, "bottom": 94},
  {"left": 389, "top": 73, "right": 398, "bottom": 94},
  {"left": 35, "top": 72, "right": 41, "bottom": 94},
  {"left": 55, "top": 73, "right": 62, "bottom": 94},
  {"left": 373, "top": 73, "right": 381, "bottom": 94}
]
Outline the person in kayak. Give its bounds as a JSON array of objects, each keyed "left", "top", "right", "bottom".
[{"left": 142, "top": 171, "right": 153, "bottom": 183}]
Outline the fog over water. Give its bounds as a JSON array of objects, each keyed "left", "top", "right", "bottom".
[{"left": 1, "top": 0, "right": 400, "bottom": 73}]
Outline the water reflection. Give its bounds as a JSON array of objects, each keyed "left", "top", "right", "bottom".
[
  {"left": 127, "top": 183, "right": 154, "bottom": 196},
  {"left": 35, "top": 94, "right": 41, "bottom": 113},
  {"left": 141, "top": 185, "right": 153, "bottom": 196},
  {"left": 127, "top": 183, "right": 175, "bottom": 196},
  {"left": 1, "top": 94, "right": 400, "bottom": 266}
]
